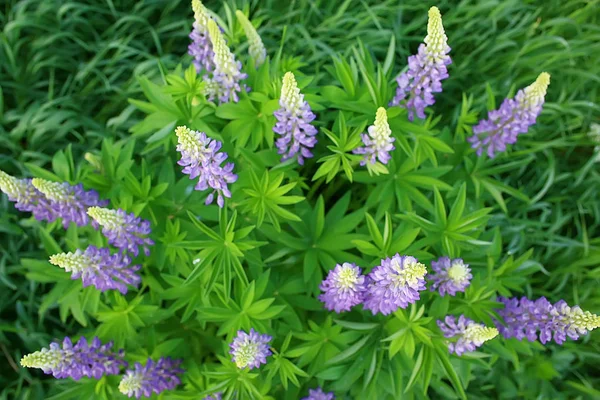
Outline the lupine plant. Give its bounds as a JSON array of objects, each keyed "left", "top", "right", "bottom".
[{"left": 2, "top": 1, "right": 599, "bottom": 399}]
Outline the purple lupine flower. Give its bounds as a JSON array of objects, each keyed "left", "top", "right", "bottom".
[
  {"left": 302, "top": 387, "right": 335, "bottom": 400},
  {"left": 318, "top": 262, "right": 367, "bottom": 313},
  {"left": 229, "top": 328, "right": 272, "bottom": 370},
  {"left": 174, "top": 126, "right": 238, "bottom": 208},
  {"left": 87, "top": 207, "right": 154, "bottom": 256},
  {"left": 428, "top": 257, "right": 472, "bottom": 297},
  {"left": 202, "top": 393, "right": 223, "bottom": 400},
  {"left": 495, "top": 296, "right": 600, "bottom": 345},
  {"left": 437, "top": 315, "right": 498, "bottom": 355},
  {"left": 189, "top": 0, "right": 215, "bottom": 73},
  {"left": 362, "top": 254, "right": 427, "bottom": 315},
  {"left": 205, "top": 19, "right": 248, "bottom": 103},
  {"left": 389, "top": 7, "right": 451, "bottom": 121},
  {"left": 0, "top": 170, "right": 57, "bottom": 222},
  {"left": 353, "top": 107, "right": 395, "bottom": 170},
  {"left": 119, "top": 357, "right": 184, "bottom": 399},
  {"left": 468, "top": 72, "right": 550, "bottom": 158},
  {"left": 31, "top": 178, "right": 108, "bottom": 228},
  {"left": 20, "top": 336, "right": 126, "bottom": 380},
  {"left": 274, "top": 71, "right": 318, "bottom": 165},
  {"left": 49, "top": 246, "right": 141, "bottom": 294}
]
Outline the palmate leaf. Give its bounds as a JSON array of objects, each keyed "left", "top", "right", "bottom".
[
  {"left": 216, "top": 90, "right": 278, "bottom": 150},
  {"left": 398, "top": 184, "right": 492, "bottom": 256},
  {"left": 466, "top": 154, "right": 532, "bottom": 213},
  {"left": 352, "top": 212, "right": 421, "bottom": 259},
  {"left": 260, "top": 192, "right": 364, "bottom": 287},
  {"left": 95, "top": 294, "right": 169, "bottom": 347},
  {"left": 312, "top": 111, "right": 364, "bottom": 183},
  {"left": 287, "top": 317, "right": 356, "bottom": 376},
  {"left": 355, "top": 151, "right": 453, "bottom": 217},
  {"left": 182, "top": 209, "right": 266, "bottom": 300},
  {"left": 239, "top": 169, "right": 304, "bottom": 231},
  {"left": 196, "top": 280, "right": 286, "bottom": 336}
]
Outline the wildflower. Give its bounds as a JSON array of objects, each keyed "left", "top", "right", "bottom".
[
  {"left": 87, "top": 207, "right": 154, "bottom": 256},
  {"left": 119, "top": 357, "right": 184, "bottom": 399},
  {"left": 273, "top": 72, "right": 318, "bottom": 165},
  {"left": 235, "top": 10, "right": 266, "bottom": 67},
  {"left": 229, "top": 328, "right": 272, "bottom": 369},
  {"left": 31, "top": 178, "right": 108, "bottom": 228},
  {"left": 205, "top": 19, "right": 248, "bottom": 103},
  {"left": 353, "top": 107, "right": 395, "bottom": 168},
  {"left": 202, "top": 394, "right": 223, "bottom": 400},
  {"left": 302, "top": 387, "right": 335, "bottom": 400},
  {"left": 362, "top": 254, "right": 427, "bottom": 315},
  {"left": 174, "top": 126, "right": 237, "bottom": 207},
  {"left": 495, "top": 296, "right": 600, "bottom": 345},
  {"left": 189, "top": 0, "right": 215, "bottom": 74},
  {"left": 20, "top": 336, "right": 126, "bottom": 380},
  {"left": 390, "top": 6, "right": 451, "bottom": 120},
  {"left": 428, "top": 257, "right": 472, "bottom": 296},
  {"left": 0, "top": 170, "right": 56, "bottom": 221},
  {"left": 437, "top": 315, "right": 498, "bottom": 355},
  {"left": 49, "top": 246, "right": 141, "bottom": 294},
  {"left": 318, "top": 262, "right": 367, "bottom": 313},
  {"left": 468, "top": 72, "right": 551, "bottom": 158}
]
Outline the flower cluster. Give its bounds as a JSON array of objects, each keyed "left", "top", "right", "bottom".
[
  {"left": 495, "top": 296, "right": 600, "bottom": 345},
  {"left": 119, "top": 358, "right": 184, "bottom": 399},
  {"left": 20, "top": 336, "right": 126, "bottom": 380},
  {"left": 274, "top": 71, "right": 318, "bottom": 165},
  {"left": 468, "top": 72, "right": 551, "bottom": 158},
  {"left": 49, "top": 246, "right": 141, "bottom": 294},
  {"left": 31, "top": 178, "right": 108, "bottom": 228},
  {"left": 363, "top": 254, "right": 428, "bottom": 315},
  {"left": 319, "top": 263, "right": 367, "bottom": 313},
  {"left": 229, "top": 329, "right": 272, "bottom": 370},
  {"left": 189, "top": 0, "right": 215, "bottom": 73},
  {"left": 390, "top": 6, "right": 451, "bottom": 120},
  {"left": 1, "top": 171, "right": 109, "bottom": 227},
  {"left": 205, "top": 19, "right": 248, "bottom": 103},
  {"left": 174, "top": 125, "right": 238, "bottom": 207},
  {"left": 236, "top": 10, "right": 266, "bottom": 67},
  {"left": 302, "top": 387, "right": 335, "bottom": 400},
  {"left": 353, "top": 107, "right": 396, "bottom": 171},
  {"left": 0, "top": 170, "right": 55, "bottom": 221},
  {"left": 87, "top": 207, "right": 154, "bottom": 256},
  {"left": 428, "top": 257, "right": 472, "bottom": 296},
  {"left": 437, "top": 315, "right": 499, "bottom": 355}
]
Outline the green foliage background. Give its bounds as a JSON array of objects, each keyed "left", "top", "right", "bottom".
[{"left": 1, "top": 0, "right": 599, "bottom": 399}]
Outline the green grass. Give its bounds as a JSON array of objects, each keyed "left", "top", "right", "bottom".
[{"left": 1, "top": 0, "right": 600, "bottom": 398}]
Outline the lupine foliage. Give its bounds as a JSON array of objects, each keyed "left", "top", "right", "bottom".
[{"left": 1, "top": 0, "right": 600, "bottom": 399}]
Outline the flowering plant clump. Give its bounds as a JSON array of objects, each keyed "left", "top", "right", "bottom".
[{"left": 2, "top": 1, "right": 598, "bottom": 399}]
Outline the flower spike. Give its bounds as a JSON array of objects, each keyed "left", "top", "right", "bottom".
[
  {"left": 189, "top": 0, "right": 216, "bottom": 73},
  {"left": 205, "top": 19, "right": 248, "bottom": 103},
  {"left": 174, "top": 125, "right": 237, "bottom": 207},
  {"left": 353, "top": 107, "right": 396, "bottom": 172},
  {"left": 437, "top": 315, "right": 498, "bottom": 355},
  {"left": 390, "top": 6, "right": 451, "bottom": 120},
  {"left": 236, "top": 10, "right": 266, "bottom": 67},
  {"left": 49, "top": 246, "right": 141, "bottom": 294},
  {"left": 363, "top": 254, "right": 428, "bottom": 315},
  {"left": 21, "top": 336, "right": 126, "bottom": 380},
  {"left": 273, "top": 71, "right": 318, "bottom": 165},
  {"left": 468, "top": 73, "right": 550, "bottom": 158}
]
